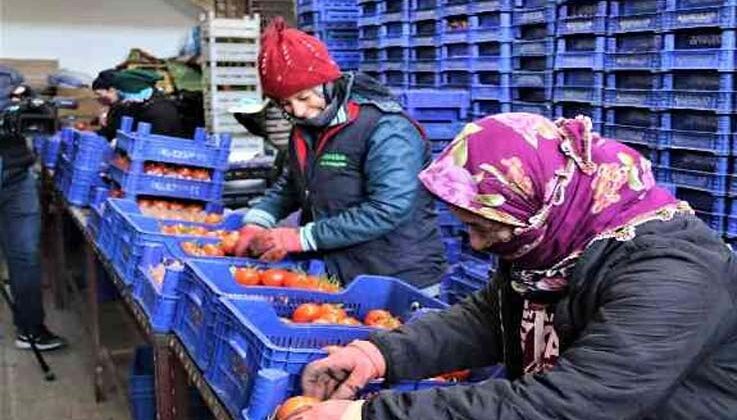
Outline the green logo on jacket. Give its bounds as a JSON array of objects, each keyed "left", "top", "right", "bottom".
[{"left": 319, "top": 152, "right": 349, "bottom": 168}]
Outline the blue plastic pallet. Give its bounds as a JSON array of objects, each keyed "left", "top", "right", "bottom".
[
  {"left": 510, "top": 100, "right": 553, "bottom": 116},
  {"left": 314, "top": 29, "right": 359, "bottom": 50},
  {"left": 608, "top": 0, "right": 664, "bottom": 34},
  {"left": 298, "top": 9, "right": 360, "bottom": 31},
  {"left": 381, "top": 21, "right": 412, "bottom": 47},
  {"left": 443, "top": 70, "right": 475, "bottom": 87},
  {"left": 472, "top": 76, "right": 512, "bottom": 102},
  {"left": 618, "top": 140, "right": 660, "bottom": 163},
  {"left": 557, "top": 1, "right": 608, "bottom": 35},
  {"left": 470, "top": 12, "right": 513, "bottom": 43},
  {"left": 662, "top": 29, "right": 737, "bottom": 71},
  {"left": 512, "top": 37, "right": 556, "bottom": 57},
  {"left": 512, "top": 85, "right": 554, "bottom": 103},
  {"left": 117, "top": 118, "right": 231, "bottom": 170},
  {"left": 511, "top": 70, "right": 554, "bottom": 88},
  {"left": 659, "top": 129, "right": 731, "bottom": 155},
  {"left": 474, "top": 0, "right": 515, "bottom": 12},
  {"left": 442, "top": 0, "right": 472, "bottom": 16},
  {"left": 664, "top": 5, "right": 737, "bottom": 30},
  {"left": 554, "top": 70, "right": 604, "bottom": 104},
  {"left": 422, "top": 121, "right": 467, "bottom": 140},
  {"left": 410, "top": 46, "right": 441, "bottom": 72},
  {"left": 410, "top": 19, "right": 441, "bottom": 46},
  {"left": 472, "top": 42, "right": 513, "bottom": 72},
  {"left": 440, "top": 42, "right": 473, "bottom": 71},
  {"left": 603, "top": 124, "right": 659, "bottom": 147},
  {"left": 553, "top": 103, "right": 604, "bottom": 127},
  {"left": 473, "top": 99, "right": 512, "bottom": 117},
  {"left": 381, "top": 70, "right": 411, "bottom": 87},
  {"left": 694, "top": 210, "right": 726, "bottom": 233}
]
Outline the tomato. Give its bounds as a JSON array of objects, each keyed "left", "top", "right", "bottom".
[
  {"left": 202, "top": 243, "right": 224, "bottom": 257},
  {"left": 260, "top": 269, "right": 288, "bottom": 287},
  {"left": 364, "top": 310, "right": 393, "bottom": 326},
  {"left": 219, "top": 236, "right": 238, "bottom": 255},
  {"left": 181, "top": 241, "right": 199, "bottom": 255},
  {"left": 161, "top": 225, "right": 177, "bottom": 235},
  {"left": 138, "top": 199, "right": 153, "bottom": 209},
  {"left": 234, "top": 267, "right": 261, "bottom": 286},
  {"left": 150, "top": 264, "right": 165, "bottom": 284},
  {"left": 339, "top": 317, "right": 362, "bottom": 326},
  {"left": 318, "top": 304, "right": 347, "bottom": 321},
  {"left": 434, "top": 369, "right": 471, "bottom": 382},
  {"left": 204, "top": 213, "right": 222, "bottom": 224},
  {"left": 275, "top": 396, "right": 319, "bottom": 420},
  {"left": 316, "top": 278, "right": 341, "bottom": 293},
  {"left": 373, "top": 317, "right": 402, "bottom": 330},
  {"left": 177, "top": 167, "right": 193, "bottom": 178},
  {"left": 291, "top": 303, "right": 321, "bottom": 323}
]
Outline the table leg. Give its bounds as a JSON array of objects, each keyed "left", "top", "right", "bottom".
[
  {"left": 85, "top": 239, "right": 106, "bottom": 402},
  {"left": 155, "top": 336, "right": 189, "bottom": 420},
  {"left": 50, "top": 198, "right": 70, "bottom": 309}
]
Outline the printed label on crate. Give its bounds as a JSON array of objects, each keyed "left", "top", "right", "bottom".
[
  {"left": 150, "top": 180, "right": 203, "bottom": 195},
  {"left": 678, "top": 11, "right": 719, "bottom": 26},
  {"left": 619, "top": 17, "right": 655, "bottom": 30},
  {"left": 158, "top": 148, "right": 202, "bottom": 161}
]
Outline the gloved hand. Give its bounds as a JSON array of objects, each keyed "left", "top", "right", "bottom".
[
  {"left": 282, "top": 400, "right": 365, "bottom": 420},
  {"left": 301, "top": 340, "right": 386, "bottom": 401},
  {"left": 233, "top": 225, "right": 267, "bottom": 257},
  {"left": 251, "top": 227, "right": 303, "bottom": 262}
]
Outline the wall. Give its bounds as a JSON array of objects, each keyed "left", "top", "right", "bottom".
[{"left": 0, "top": 0, "right": 200, "bottom": 77}]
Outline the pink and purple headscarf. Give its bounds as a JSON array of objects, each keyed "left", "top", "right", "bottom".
[{"left": 420, "top": 113, "right": 691, "bottom": 290}]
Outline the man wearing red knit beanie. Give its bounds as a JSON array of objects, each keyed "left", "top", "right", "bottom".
[{"left": 235, "top": 18, "right": 446, "bottom": 294}]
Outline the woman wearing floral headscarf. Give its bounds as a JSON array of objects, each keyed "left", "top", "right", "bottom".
[{"left": 289, "top": 113, "right": 737, "bottom": 420}]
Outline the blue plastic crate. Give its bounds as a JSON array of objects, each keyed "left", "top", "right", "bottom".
[
  {"left": 298, "top": 9, "right": 360, "bottom": 31},
  {"left": 603, "top": 124, "right": 660, "bottom": 147},
  {"left": 473, "top": 0, "right": 515, "bottom": 12},
  {"left": 657, "top": 166, "right": 728, "bottom": 193},
  {"left": 662, "top": 29, "right": 737, "bottom": 71},
  {"left": 381, "top": 21, "right": 412, "bottom": 47},
  {"left": 410, "top": 19, "right": 441, "bottom": 46},
  {"left": 557, "top": 1, "right": 608, "bottom": 35},
  {"left": 553, "top": 102, "right": 603, "bottom": 125},
  {"left": 129, "top": 347, "right": 156, "bottom": 420},
  {"left": 659, "top": 130, "right": 731, "bottom": 155},
  {"left": 661, "top": 71, "right": 734, "bottom": 112},
  {"left": 381, "top": 0, "right": 411, "bottom": 22},
  {"left": 694, "top": 210, "right": 726, "bottom": 233},
  {"left": 55, "top": 161, "right": 103, "bottom": 207},
  {"left": 608, "top": 0, "right": 664, "bottom": 34},
  {"left": 553, "top": 70, "right": 604, "bottom": 103},
  {"left": 430, "top": 139, "right": 452, "bottom": 154},
  {"left": 660, "top": 149, "right": 729, "bottom": 173},
  {"left": 442, "top": 70, "right": 474, "bottom": 87},
  {"left": 116, "top": 117, "right": 231, "bottom": 170},
  {"left": 555, "top": 36, "right": 606, "bottom": 70},
  {"left": 358, "top": 13, "right": 381, "bottom": 29},
  {"left": 422, "top": 121, "right": 467, "bottom": 140},
  {"left": 603, "top": 71, "right": 662, "bottom": 108},
  {"left": 410, "top": 46, "right": 442, "bottom": 72},
  {"left": 512, "top": 37, "right": 556, "bottom": 56},
  {"left": 442, "top": 0, "right": 472, "bottom": 15},
  {"left": 512, "top": 4, "right": 557, "bottom": 25},
  {"left": 473, "top": 99, "right": 511, "bottom": 117},
  {"left": 606, "top": 33, "right": 663, "bottom": 70},
  {"left": 472, "top": 73, "right": 512, "bottom": 101},
  {"left": 664, "top": 5, "right": 737, "bottom": 30},
  {"left": 332, "top": 50, "right": 361, "bottom": 70},
  {"left": 313, "top": 29, "right": 359, "bottom": 50},
  {"left": 410, "top": 71, "right": 443, "bottom": 87},
  {"left": 209, "top": 298, "right": 368, "bottom": 418},
  {"left": 618, "top": 140, "right": 660, "bottom": 163},
  {"left": 381, "top": 70, "right": 411, "bottom": 87},
  {"left": 661, "top": 109, "right": 732, "bottom": 134},
  {"left": 673, "top": 187, "right": 727, "bottom": 213},
  {"left": 108, "top": 165, "right": 225, "bottom": 203},
  {"left": 133, "top": 245, "right": 183, "bottom": 333},
  {"left": 360, "top": 48, "right": 382, "bottom": 72},
  {"left": 472, "top": 42, "right": 513, "bottom": 72},
  {"left": 172, "top": 252, "right": 324, "bottom": 372},
  {"left": 441, "top": 21, "right": 471, "bottom": 45},
  {"left": 512, "top": 86, "right": 554, "bottom": 103},
  {"left": 410, "top": 0, "right": 441, "bottom": 21},
  {"left": 443, "top": 237, "right": 463, "bottom": 263},
  {"left": 440, "top": 42, "right": 473, "bottom": 71},
  {"left": 36, "top": 133, "right": 62, "bottom": 169},
  {"left": 403, "top": 89, "right": 471, "bottom": 120},
  {"left": 510, "top": 100, "right": 553, "bottom": 116},
  {"left": 470, "top": 12, "right": 513, "bottom": 43},
  {"left": 511, "top": 70, "right": 554, "bottom": 88}
]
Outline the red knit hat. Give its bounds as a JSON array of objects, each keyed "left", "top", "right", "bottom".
[{"left": 258, "top": 17, "right": 342, "bottom": 100}]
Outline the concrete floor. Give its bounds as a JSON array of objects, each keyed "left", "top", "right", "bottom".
[{"left": 0, "top": 290, "right": 137, "bottom": 420}]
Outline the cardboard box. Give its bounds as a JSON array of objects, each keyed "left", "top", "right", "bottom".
[{"left": 0, "top": 58, "right": 59, "bottom": 89}]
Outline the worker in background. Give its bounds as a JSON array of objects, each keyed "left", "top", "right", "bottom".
[
  {"left": 99, "top": 69, "right": 185, "bottom": 141},
  {"left": 91, "top": 68, "right": 119, "bottom": 130},
  {"left": 0, "top": 67, "right": 67, "bottom": 351},
  {"left": 293, "top": 114, "right": 737, "bottom": 420},
  {"left": 234, "top": 18, "right": 447, "bottom": 292}
]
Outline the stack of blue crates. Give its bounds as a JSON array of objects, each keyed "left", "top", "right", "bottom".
[
  {"left": 298, "top": 0, "right": 361, "bottom": 70},
  {"left": 511, "top": 0, "right": 557, "bottom": 116},
  {"left": 553, "top": 0, "right": 607, "bottom": 131},
  {"left": 53, "top": 128, "right": 112, "bottom": 206}
]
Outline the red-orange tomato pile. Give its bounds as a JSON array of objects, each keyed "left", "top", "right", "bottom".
[
  {"left": 290, "top": 304, "right": 402, "bottom": 329},
  {"left": 113, "top": 154, "right": 212, "bottom": 181},
  {"left": 161, "top": 225, "right": 240, "bottom": 255},
  {"left": 138, "top": 199, "right": 223, "bottom": 224},
  {"left": 229, "top": 267, "right": 342, "bottom": 293}
]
